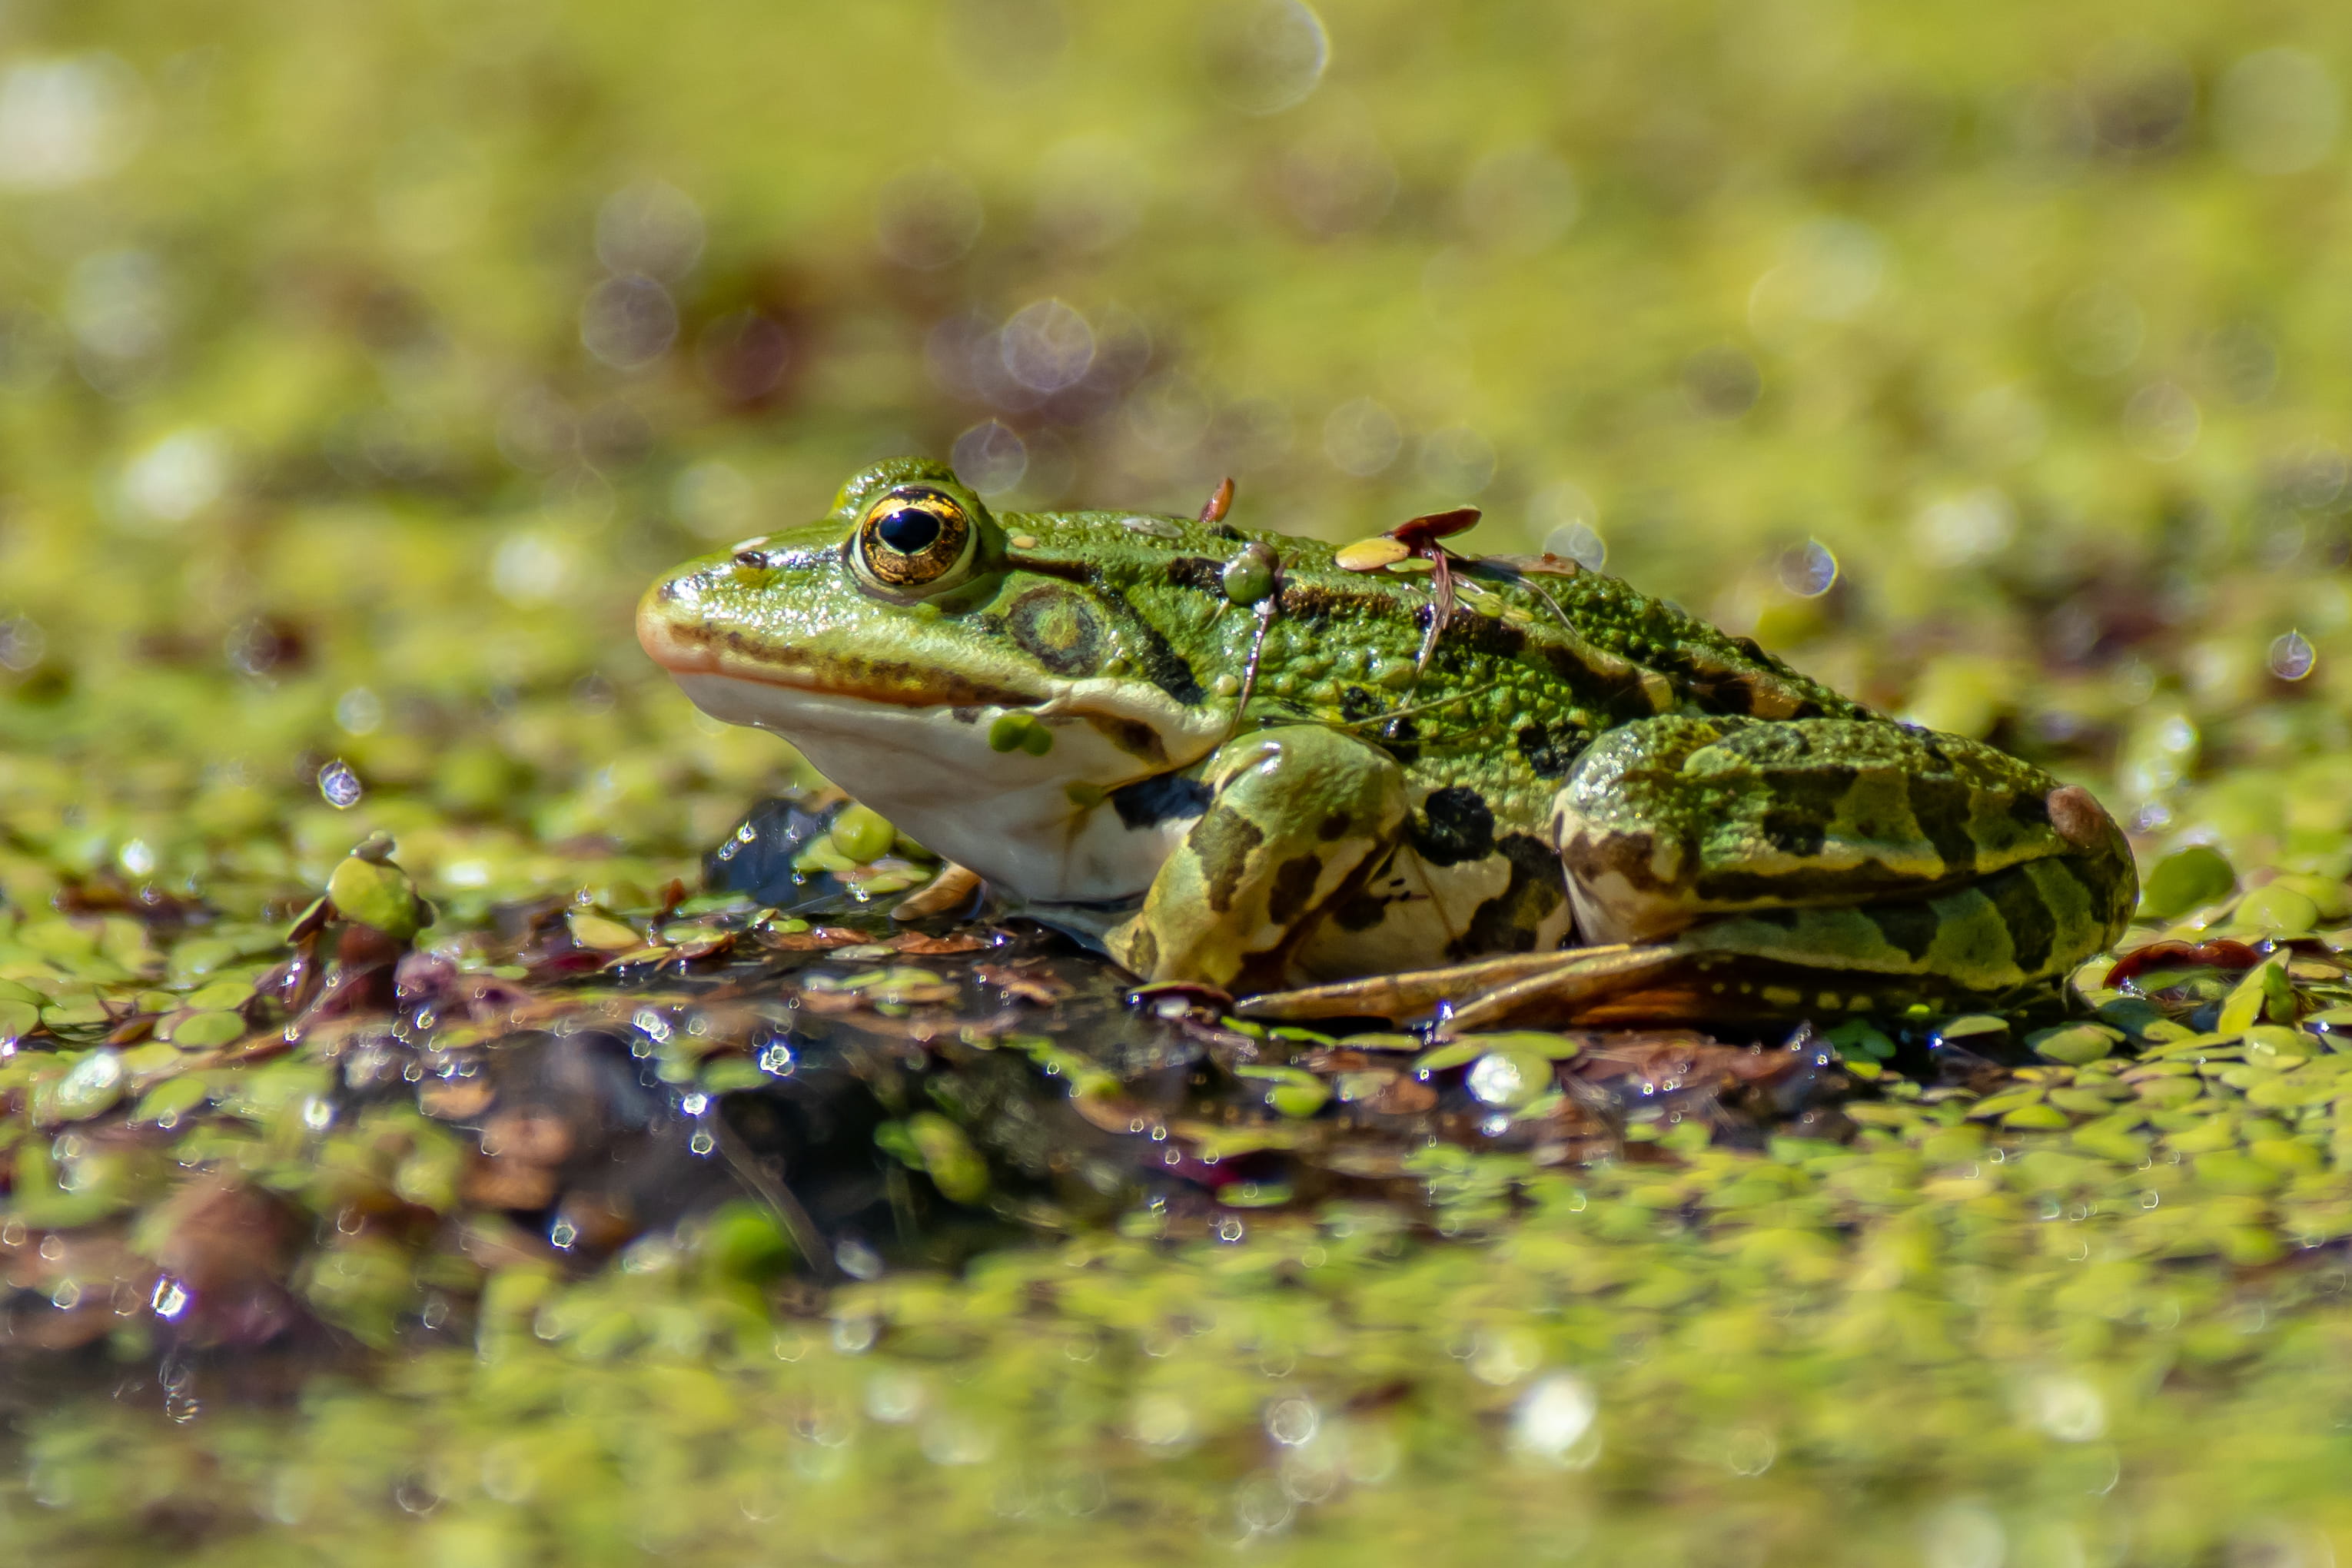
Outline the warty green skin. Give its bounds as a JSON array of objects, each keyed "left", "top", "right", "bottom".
[{"left": 639, "top": 458, "right": 2138, "bottom": 1015}]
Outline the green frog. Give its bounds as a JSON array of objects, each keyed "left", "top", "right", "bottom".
[{"left": 639, "top": 457, "right": 2135, "bottom": 1026}]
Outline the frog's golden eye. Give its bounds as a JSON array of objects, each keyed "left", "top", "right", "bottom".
[{"left": 852, "top": 485, "right": 978, "bottom": 592}]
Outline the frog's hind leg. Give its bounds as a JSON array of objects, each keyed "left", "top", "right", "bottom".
[{"left": 1105, "top": 726, "right": 1407, "bottom": 992}]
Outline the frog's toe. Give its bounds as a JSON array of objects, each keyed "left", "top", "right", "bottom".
[
  {"left": 1437, "top": 944, "right": 1684, "bottom": 1032},
  {"left": 1236, "top": 943, "right": 1678, "bottom": 1027}
]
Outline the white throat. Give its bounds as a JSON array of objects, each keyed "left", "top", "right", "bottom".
[{"left": 673, "top": 674, "right": 1201, "bottom": 904}]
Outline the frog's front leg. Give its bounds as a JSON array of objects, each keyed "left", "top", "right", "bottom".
[{"left": 1106, "top": 726, "right": 1405, "bottom": 992}]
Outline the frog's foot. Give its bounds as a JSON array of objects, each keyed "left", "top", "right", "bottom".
[{"left": 1236, "top": 942, "right": 1681, "bottom": 1028}]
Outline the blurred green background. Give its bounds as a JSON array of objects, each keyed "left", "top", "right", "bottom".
[
  {"left": 5, "top": 0, "right": 2351, "bottom": 922},
  {"left": 8, "top": 5, "right": 2352, "bottom": 1564}
]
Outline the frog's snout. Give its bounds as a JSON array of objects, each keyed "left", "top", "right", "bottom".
[{"left": 636, "top": 574, "right": 706, "bottom": 673}]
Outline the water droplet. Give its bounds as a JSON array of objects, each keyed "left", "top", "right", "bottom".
[
  {"left": 317, "top": 759, "right": 364, "bottom": 809},
  {"left": 1776, "top": 540, "right": 1839, "bottom": 597},
  {"left": 150, "top": 1276, "right": 190, "bottom": 1320},
  {"left": 2270, "top": 630, "right": 2316, "bottom": 681}
]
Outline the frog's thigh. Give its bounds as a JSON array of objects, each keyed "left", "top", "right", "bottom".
[
  {"left": 1550, "top": 713, "right": 2113, "bottom": 945},
  {"left": 1679, "top": 857, "right": 2119, "bottom": 995},
  {"left": 1108, "top": 726, "right": 1404, "bottom": 989}
]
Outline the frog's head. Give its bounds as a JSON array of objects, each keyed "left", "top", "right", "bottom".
[{"left": 638, "top": 458, "right": 1240, "bottom": 900}]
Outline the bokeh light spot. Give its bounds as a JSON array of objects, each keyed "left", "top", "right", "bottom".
[
  {"left": 2217, "top": 48, "right": 2340, "bottom": 174},
  {"left": 593, "top": 179, "right": 704, "bottom": 281},
  {"left": 0, "top": 55, "right": 144, "bottom": 190},
  {"left": 1201, "top": 0, "right": 1328, "bottom": 115},
  {"left": 875, "top": 164, "right": 984, "bottom": 270},
  {"left": 952, "top": 420, "right": 1028, "bottom": 497},
  {"left": 579, "top": 275, "right": 678, "bottom": 369},
  {"left": 1000, "top": 298, "right": 1095, "bottom": 394},
  {"left": 1322, "top": 397, "right": 1400, "bottom": 477}
]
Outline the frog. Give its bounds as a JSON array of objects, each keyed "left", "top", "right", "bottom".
[{"left": 638, "top": 457, "right": 2137, "bottom": 1027}]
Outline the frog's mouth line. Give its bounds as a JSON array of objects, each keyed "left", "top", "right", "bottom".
[{"left": 640, "top": 613, "right": 1051, "bottom": 711}]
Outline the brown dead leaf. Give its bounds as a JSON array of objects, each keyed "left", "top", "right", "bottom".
[
  {"left": 463, "top": 1155, "right": 560, "bottom": 1211},
  {"left": 763, "top": 925, "right": 872, "bottom": 951},
  {"left": 480, "top": 1109, "right": 574, "bottom": 1164},
  {"left": 891, "top": 929, "right": 992, "bottom": 955},
  {"left": 976, "top": 964, "right": 1071, "bottom": 1005},
  {"left": 419, "top": 1078, "right": 497, "bottom": 1121}
]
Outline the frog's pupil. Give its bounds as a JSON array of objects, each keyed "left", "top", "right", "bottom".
[{"left": 878, "top": 509, "right": 942, "bottom": 554}]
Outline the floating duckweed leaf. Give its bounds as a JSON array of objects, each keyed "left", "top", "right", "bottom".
[
  {"left": 0, "top": 978, "right": 45, "bottom": 1005},
  {"left": 2241, "top": 1024, "right": 2317, "bottom": 1059},
  {"left": 133, "top": 1074, "right": 212, "bottom": 1125},
  {"left": 2218, "top": 958, "right": 2293, "bottom": 1033},
  {"left": 0, "top": 998, "right": 37, "bottom": 1041},
  {"left": 1967, "top": 1088, "right": 2047, "bottom": 1120},
  {"left": 2234, "top": 884, "right": 2321, "bottom": 935},
  {"left": 1217, "top": 1181, "right": 1294, "bottom": 1208},
  {"left": 828, "top": 804, "right": 897, "bottom": 862},
  {"left": 166, "top": 1010, "right": 247, "bottom": 1050},
  {"left": 1171, "top": 1121, "right": 1313, "bottom": 1160},
  {"left": 2141, "top": 845, "right": 2237, "bottom": 920},
  {"left": 184, "top": 978, "right": 256, "bottom": 1011},
  {"left": 1411, "top": 1040, "right": 1490, "bottom": 1074},
  {"left": 1471, "top": 1030, "right": 1583, "bottom": 1060},
  {"left": 1466, "top": 1048, "right": 1551, "bottom": 1108},
  {"left": 2194, "top": 1151, "right": 2284, "bottom": 1194},
  {"left": 567, "top": 912, "right": 644, "bottom": 952},
  {"left": 1334, "top": 536, "right": 1410, "bottom": 571},
  {"left": 1337, "top": 1031, "right": 1420, "bottom": 1053},
  {"left": 2000, "top": 1102, "right": 2073, "bottom": 1130},
  {"left": 1825, "top": 1020, "right": 1895, "bottom": 1060},
  {"left": 1935, "top": 1013, "right": 2010, "bottom": 1043},
  {"left": 1234, "top": 1064, "right": 1332, "bottom": 1118},
  {"left": 2029, "top": 1023, "right": 2121, "bottom": 1066},
  {"left": 46, "top": 1048, "right": 127, "bottom": 1121},
  {"left": 328, "top": 855, "right": 424, "bottom": 941},
  {"left": 907, "top": 1111, "right": 990, "bottom": 1204}
]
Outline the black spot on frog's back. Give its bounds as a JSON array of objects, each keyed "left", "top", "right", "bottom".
[
  {"left": 1409, "top": 786, "right": 1496, "bottom": 866},
  {"left": 1515, "top": 719, "right": 1586, "bottom": 779}
]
